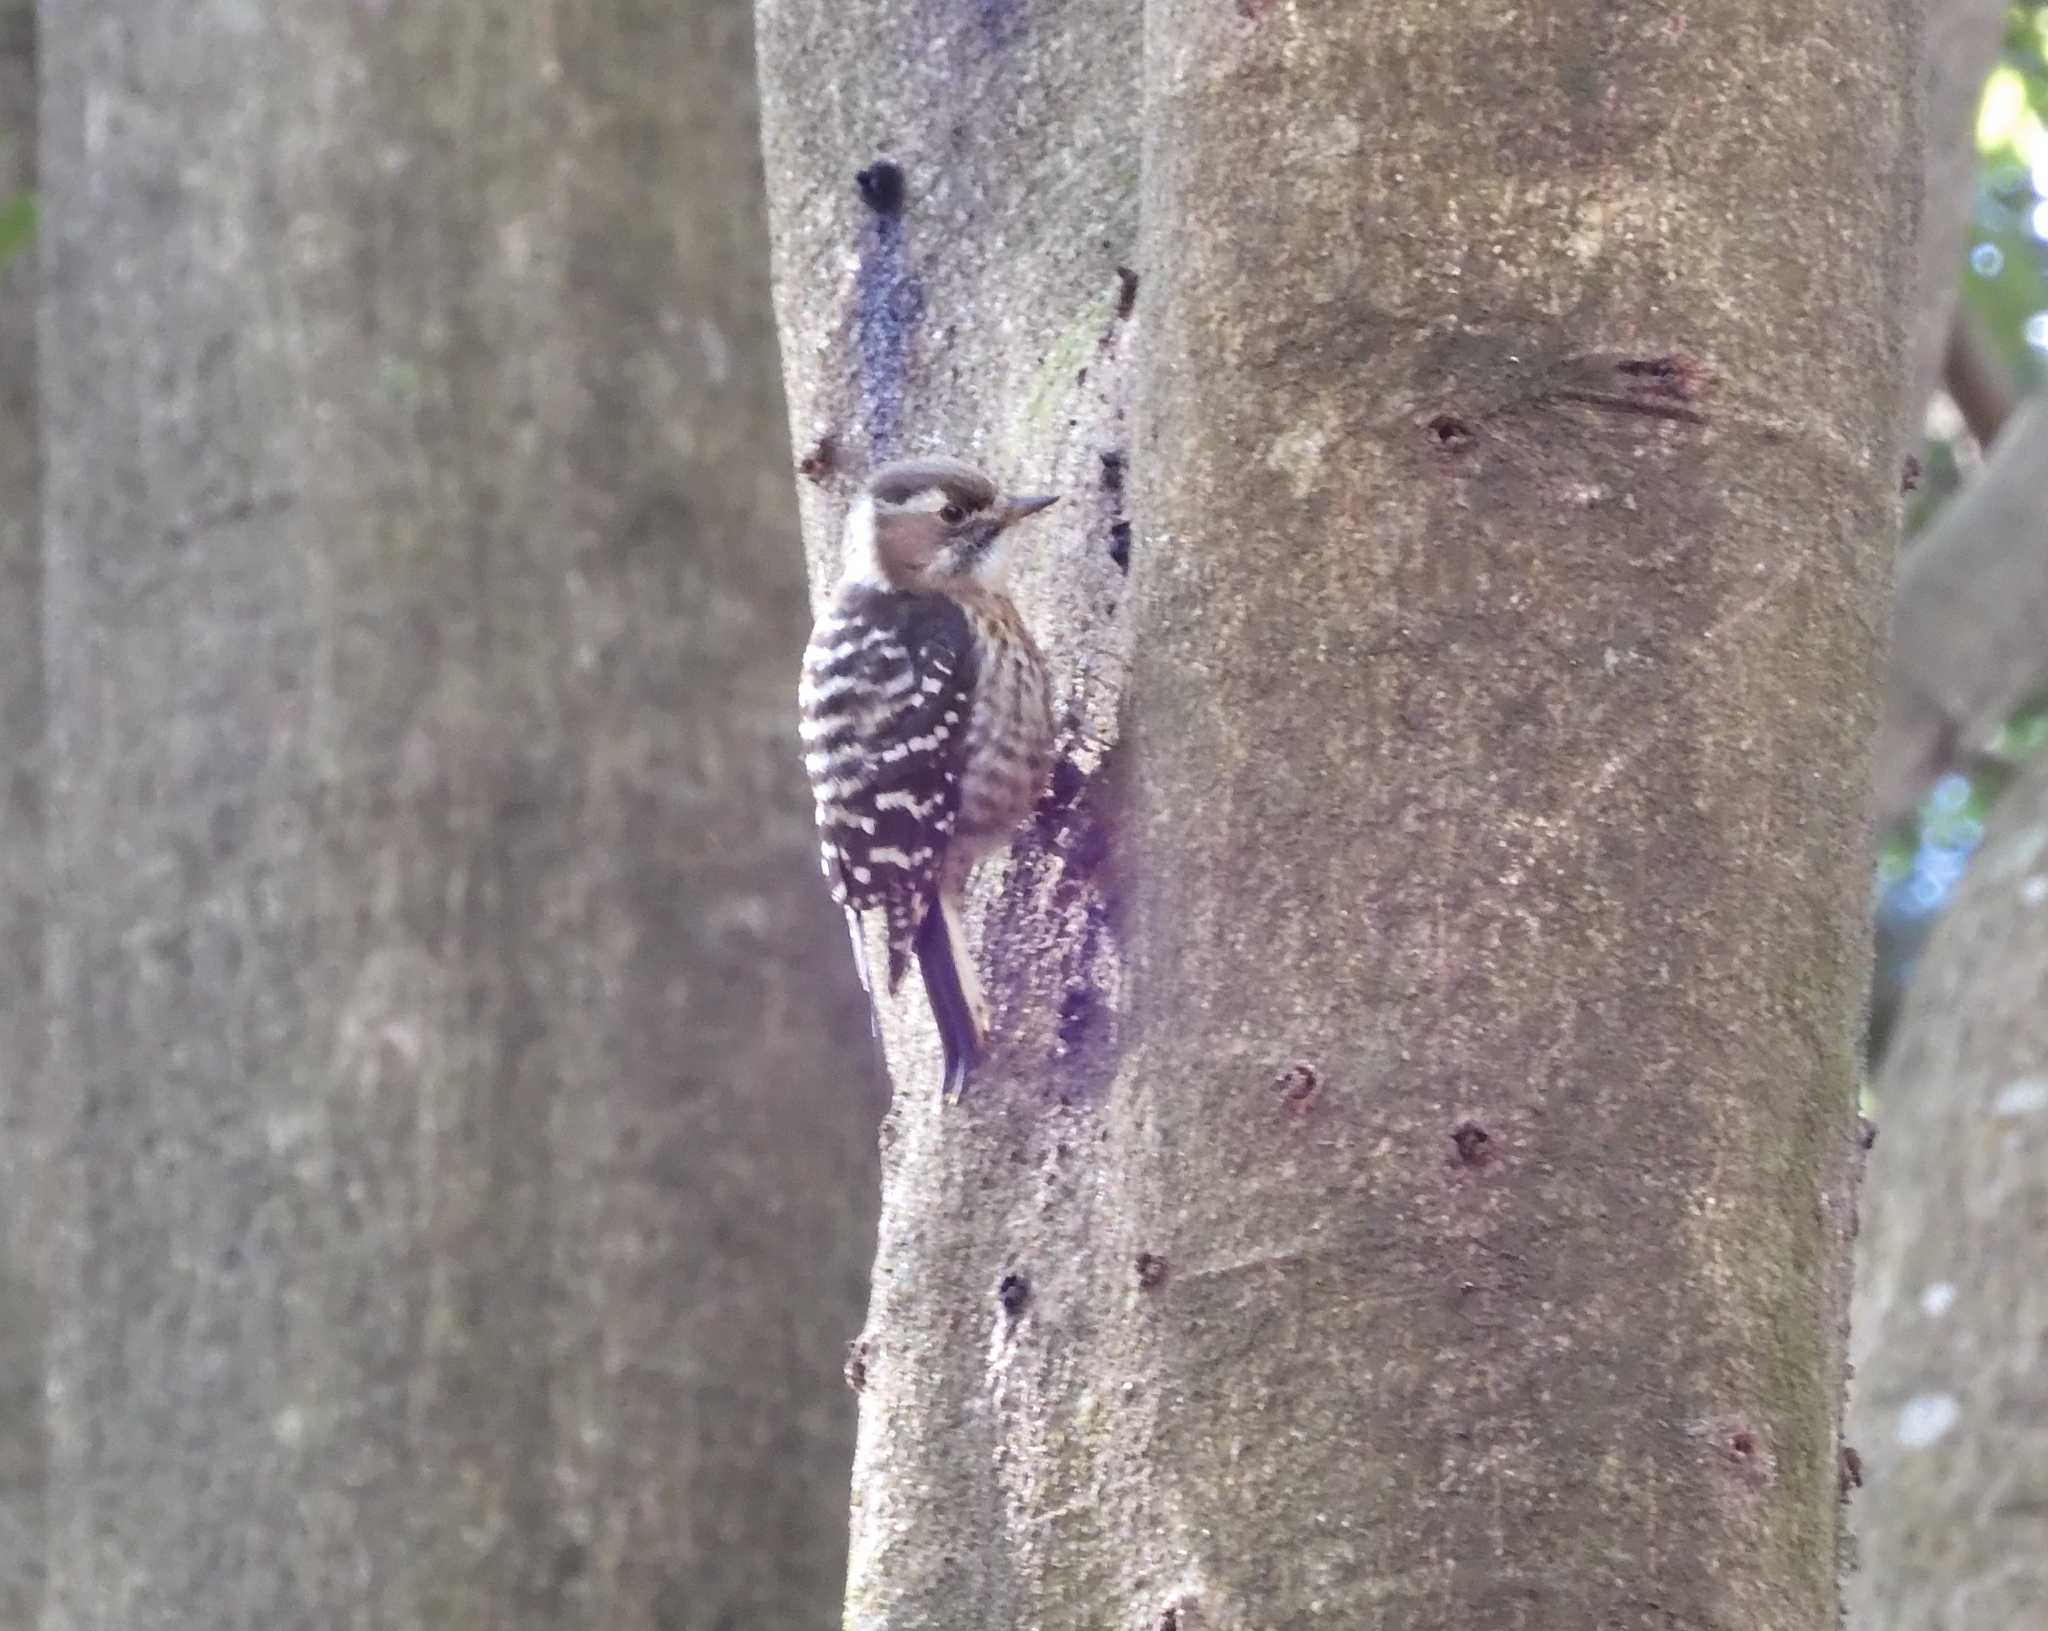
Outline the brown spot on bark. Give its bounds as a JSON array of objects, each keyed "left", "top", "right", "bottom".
[
  {"left": 844, "top": 1338, "right": 869, "bottom": 1392},
  {"left": 1900, "top": 453, "right": 1922, "bottom": 493},
  {"left": 798, "top": 433, "right": 838, "bottom": 483},
  {"left": 1704, "top": 1419, "right": 1775, "bottom": 1486},
  {"left": 1272, "top": 1062, "right": 1318, "bottom": 1106},
  {"left": 1114, "top": 265, "right": 1139, "bottom": 319},
  {"left": 1135, "top": 1251, "right": 1169, "bottom": 1289},
  {"left": 1099, "top": 449, "right": 1126, "bottom": 493},
  {"left": 1451, "top": 1120, "right": 1491, "bottom": 1164},
  {"left": 1857, "top": 1114, "right": 1878, "bottom": 1151},
  {"left": 1109, "top": 520, "right": 1132, "bottom": 572}
]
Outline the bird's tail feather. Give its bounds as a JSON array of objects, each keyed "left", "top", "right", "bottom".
[
  {"left": 844, "top": 908, "right": 879, "bottom": 1040},
  {"left": 915, "top": 901, "right": 985, "bottom": 1099}
]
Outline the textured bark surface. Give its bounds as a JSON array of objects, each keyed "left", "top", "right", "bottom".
[
  {"left": 761, "top": 0, "right": 1915, "bottom": 1626},
  {"left": 39, "top": 3, "right": 881, "bottom": 1626},
  {"left": 1849, "top": 750, "right": 2048, "bottom": 1629},
  {"left": 1875, "top": 398, "right": 2048, "bottom": 828},
  {"left": 755, "top": 1, "right": 1141, "bottom": 1621},
  {"left": 0, "top": 0, "right": 46, "bottom": 1622},
  {"left": 1125, "top": 5, "right": 1911, "bottom": 1625}
]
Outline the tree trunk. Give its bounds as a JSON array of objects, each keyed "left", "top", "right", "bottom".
[
  {"left": 761, "top": 0, "right": 1916, "bottom": 1625},
  {"left": 0, "top": 0, "right": 46, "bottom": 1621},
  {"left": 1128, "top": 4, "right": 1910, "bottom": 1622},
  {"left": 1874, "top": 398, "right": 2048, "bottom": 829},
  {"left": 39, "top": 3, "right": 881, "bottom": 1626},
  {"left": 1848, "top": 746, "right": 2048, "bottom": 1628},
  {"left": 1905, "top": 0, "right": 2008, "bottom": 433},
  {"left": 755, "top": 0, "right": 1143, "bottom": 1620}
]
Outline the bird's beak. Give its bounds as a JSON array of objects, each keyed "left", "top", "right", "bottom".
[{"left": 999, "top": 493, "right": 1058, "bottom": 529}]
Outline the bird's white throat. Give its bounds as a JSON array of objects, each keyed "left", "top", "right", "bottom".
[{"left": 840, "top": 495, "right": 886, "bottom": 588}]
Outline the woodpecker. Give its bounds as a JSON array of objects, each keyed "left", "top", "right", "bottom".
[{"left": 798, "top": 456, "right": 1057, "bottom": 1097}]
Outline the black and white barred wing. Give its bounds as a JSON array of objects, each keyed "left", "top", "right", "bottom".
[{"left": 798, "top": 588, "right": 977, "bottom": 993}]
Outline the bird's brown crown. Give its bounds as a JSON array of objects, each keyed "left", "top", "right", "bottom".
[{"left": 865, "top": 457, "right": 999, "bottom": 515}]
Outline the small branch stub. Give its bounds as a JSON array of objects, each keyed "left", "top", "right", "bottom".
[
  {"left": 844, "top": 1338, "right": 870, "bottom": 1393},
  {"left": 1451, "top": 1120, "right": 1491, "bottom": 1165},
  {"left": 997, "top": 1272, "right": 1031, "bottom": 1318},
  {"left": 1135, "top": 1251, "right": 1169, "bottom": 1290},
  {"left": 798, "top": 432, "right": 838, "bottom": 483}
]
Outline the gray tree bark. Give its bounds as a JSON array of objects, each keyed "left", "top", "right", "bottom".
[
  {"left": 0, "top": 0, "right": 46, "bottom": 1622},
  {"left": 1848, "top": 748, "right": 2048, "bottom": 1628},
  {"left": 756, "top": 2, "right": 1142, "bottom": 1620},
  {"left": 39, "top": 3, "right": 881, "bottom": 1627},
  {"left": 760, "top": 0, "right": 1916, "bottom": 1625}
]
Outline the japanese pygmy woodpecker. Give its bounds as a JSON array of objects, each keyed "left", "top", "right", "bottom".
[{"left": 798, "top": 457, "right": 1057, "bottom": 1097}]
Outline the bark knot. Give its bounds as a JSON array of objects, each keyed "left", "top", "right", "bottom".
[
  {"left": 1428, "top": 413, "right": 1473, "bottom": 451},
  {"left": 997, "top": 1272, "right": 1031, "bottom": 1317},
  {"left": 1271, "top": 1062, "right": 1319, "bottom": 1108},
  {"left": 854, "top": 159, "right": 905, "bottom": 215}
]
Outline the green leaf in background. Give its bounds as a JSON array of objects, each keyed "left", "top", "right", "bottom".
[{"left": 0, "top": 192, "right": 34, "bottom": 269}]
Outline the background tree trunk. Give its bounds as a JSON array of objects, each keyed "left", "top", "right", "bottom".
[
  {"left": 762, "top": 0, "right": 1916, "bottom": 1625},
  {"left": 38, "top": 3, "right": 882, "bottom": 1626},
  {"left": 1874, "top": 398, "right": 2048, "bottom": 829},
  {"left": 1848, "top": 751, "right": 2048, "bottom": 1627},
  {"left": 0, "top": 0, "right": 46, "bottom": 1622},
  {"left": 1868, "top": 0, "right": 2046, "bottom": 829},
  {"left": 1905, "top": 0, "right": 2009, "bottom": 430}
]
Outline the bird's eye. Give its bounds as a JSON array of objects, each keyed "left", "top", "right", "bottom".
[{"left": 939, "top": 503, "right": 966, "bottom": 525}]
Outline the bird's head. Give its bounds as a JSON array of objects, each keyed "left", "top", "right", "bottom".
[{"left": 845, "top": 456, "right": 1057, "bottom": 591}]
